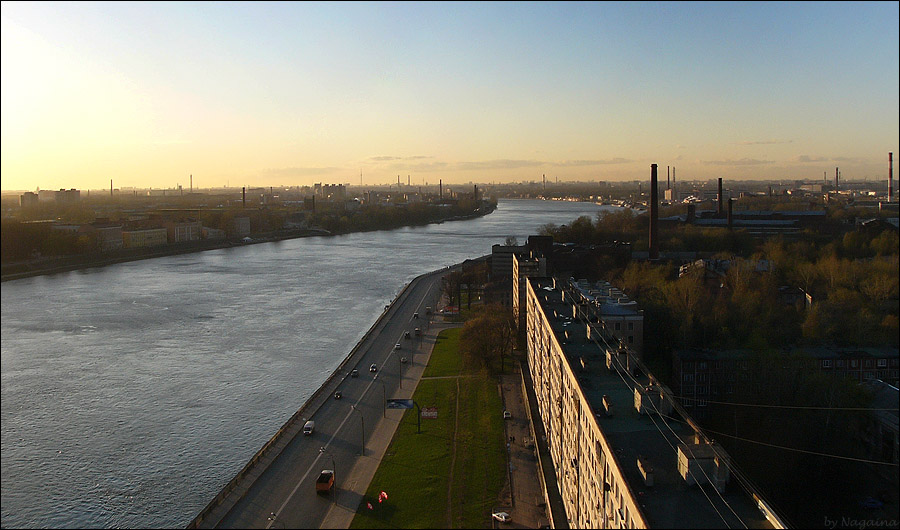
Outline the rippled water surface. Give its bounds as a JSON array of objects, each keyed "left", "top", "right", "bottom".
[{"left": 1, "top": 199, "right": 613, "bottom": 528}]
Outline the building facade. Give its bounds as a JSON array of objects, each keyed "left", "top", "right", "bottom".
[{"left": 525, "top": 277, "right": 782, "bottom": 529}]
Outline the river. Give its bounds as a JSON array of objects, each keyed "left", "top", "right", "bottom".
[{"left": 1, "top": 199, "right": 614, "bottom": 529}]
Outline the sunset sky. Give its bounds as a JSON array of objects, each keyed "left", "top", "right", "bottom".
[{"left": 2, "top": 1, "right": 898, "bottom": 191}]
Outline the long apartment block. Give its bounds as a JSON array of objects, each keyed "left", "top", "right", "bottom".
[{"left": 524, "top": 277, "right": 785, "bottom": 529}]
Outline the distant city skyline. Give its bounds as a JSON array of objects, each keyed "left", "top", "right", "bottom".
[{"left": 2, "top": 1, "right": 898, "bottom": 191}]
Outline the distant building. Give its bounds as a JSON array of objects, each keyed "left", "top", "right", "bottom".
[
  {"left": 37, "top": 189, "right": 81, "bottom": 203},
  {"left": 202, "top": 227, "right": 226, "bottom": 240},
  {"left": 82, "top": 222, "right": 124, "bottom": 252},
  {"left": 122, "top": 228, "right": 168, "bottom": 249},
  {"left": 165, "top": 220, "right": 202, "bottom": 243},
  {"left": 20, "top": 192, "right": 39, "bottom": 208},
  {"left": 233, "top": 217, "right": 251, "bottom": 237}
]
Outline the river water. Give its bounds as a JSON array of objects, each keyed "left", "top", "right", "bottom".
[{"left": 1, "top": 199, "right": 612, "bottom": 529}]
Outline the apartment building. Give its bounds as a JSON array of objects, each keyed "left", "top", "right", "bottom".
[{"left": 525, "top": 277, "right": 782, "bottom": 529}]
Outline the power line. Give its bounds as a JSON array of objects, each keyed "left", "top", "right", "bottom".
[
  {"left": 675, "top": 395, "right": 899, "bottom": 411},
  {"left": 666, "top": 416, "right": 900, "bottom": 467}
]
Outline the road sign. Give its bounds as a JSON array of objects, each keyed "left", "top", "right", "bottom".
[
  {"left": 386, "top": 399, "right": 415, "bottom": 409},
  {"left": 421, "top": 407, "right": 438, "bottom": 419}
]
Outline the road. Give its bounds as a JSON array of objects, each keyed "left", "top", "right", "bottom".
[{"left": 214, "top": 267, "right": 450, "bottom": 529}]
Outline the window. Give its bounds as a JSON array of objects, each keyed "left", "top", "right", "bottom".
[
  {"left": 864, "top": 359, "right": 874, "bottom": 368},
  {"left": 822, "top": 360, "right": 832, "bottom": 368},
  {"left": 627, "top": 335, "right": 634, "bottom": 344},
  {"left": 614, "top": 322, "right": 621, "bottom": 331},
  {"left": 698, "top": 398, "right": 708, "bottom": 407},
  {"left": 850, "top": 360, "right": 859, "bottom": 368},
  {"left": 837, "top": 360, "right": 845, "bottom": 368},
  {"left": 698, "top": 361, "right": 707, "bottom": 370},
  {"left": 627, "top": 322, "right": 634, "bottom": 331},
  {"left": 684, "top": 373, "right": 694, "bottom": 382},
  {"left": 877, "top": 359, "right": 888, "bottom": 368}
]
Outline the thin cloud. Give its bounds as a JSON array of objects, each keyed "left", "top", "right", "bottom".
[
  {"left": 554, "top": 158, "right": 633, "bottom": 167},
  {"left": 369, "top": 155, "right": 434, "bottom": 162},
  {"left": 263, "top": 166, "right": 341, "bottom": 177},
  {"left": 738, "top": 139, "right": 793, "bottom": 145},
  {"left": 831, "top": 156, "right": 865, "bottom": 163},
  {"left": 793, "top": 155, "right": 828, "bottom": 163},
  {"left": 701, "top": 158, "right": 775, "bottom": 166},
  {"left": 386, "top": 161, "right": 449, "bottom": 172},
  {"left": 456, "top": 159, "right": 544, "bottom": 171}
]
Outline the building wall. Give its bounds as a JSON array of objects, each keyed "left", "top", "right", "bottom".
[
  {"left": 526, "top": 280, "right": 647, "bottom": 529},
  {"left": 122, "top": 228, "right": 168, "bottom": 249}
]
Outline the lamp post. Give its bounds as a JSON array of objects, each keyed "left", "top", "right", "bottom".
[
  {"left": 350, "top": 404, "right": 365, "bottom": 456},
  {"left": 319, "top": 447, "right": 336, "bottom": 504},
  {"left": 374, "top": 375, "right": 386, "bottom": 418}
]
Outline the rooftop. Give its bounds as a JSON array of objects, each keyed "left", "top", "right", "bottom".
[{"left": 530, "top": 278, "right": 777, "bottom": 529}]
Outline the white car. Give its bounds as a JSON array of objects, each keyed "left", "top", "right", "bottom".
[
  {"left": 492, "top": 511, "right": 511, "bottom": 523},
  {"left": 503, "top": 410, "right": 511, "bottom": 419},
  {"left": 395, "top": 343, "right": 402, "bottom": 351}
]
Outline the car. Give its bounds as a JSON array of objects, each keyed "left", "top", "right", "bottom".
[
  {"left": 400, "top": 357, "right": 408, "bottom": 364},
  {"left": 503, "top": 410, "right": 511, "bottom": 419},
  {"left": 404, "top": 331, "right": 411, "bottom": 339},
  {"left": 413, "top": 312, "right": 419, "bottom": 319},
  {"left": 334, "top": 391, "right": 342, "bottom": 400},
  {"left": 395, "top": 343, "right": 402, "bottom": 351},
  {"left": 860, "top": 497, "right": 884, "bottom": 510},
  {"left": 370, "top": 364, "right": 377, "bottom": 372},
  {"left": 350, "top": 369, "right": 359, "bottom": 378},
  {"left": 491, "top": 512, "right": 511, "bottom": 523}
]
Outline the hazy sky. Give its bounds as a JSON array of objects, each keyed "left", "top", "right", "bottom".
[{"left": 2, "top": 1, "right": 898, "bottom": 191}]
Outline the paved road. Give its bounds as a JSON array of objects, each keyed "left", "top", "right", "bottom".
[{"left": 215, "top": 268, "right": 450, "bottom": 529}]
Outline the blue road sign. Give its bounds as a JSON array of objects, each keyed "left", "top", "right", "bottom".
[{"left": 386, "top": 399, "right": 415, "bottom": 409}]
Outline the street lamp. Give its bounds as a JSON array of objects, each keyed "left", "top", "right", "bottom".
[
  {"left": 374, "top": 375, "right": 386, "bottom": 418},
  {"left": 319, "top": 447, "right": 336, "bottom": 504},
  {"left": 350, "top": 404, "right": 365, "bottom": 456}
]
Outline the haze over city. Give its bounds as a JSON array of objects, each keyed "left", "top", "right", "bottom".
[{"left": 1, "top": 1, "right": 898, "bottom": 192}]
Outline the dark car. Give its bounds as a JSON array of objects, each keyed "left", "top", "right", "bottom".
[
  {"left": 334, "top": 391, "right": 342, "bottom": 400},
  {"left": 370, "top": 364, "right": 377, "bottom": 372},
  {"left": 350, "top": 369, "right": 359, "bottom": 378}
]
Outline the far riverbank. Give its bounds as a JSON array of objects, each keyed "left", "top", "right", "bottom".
[{"left": 1, "top": 203, "right": 496, "bottom": 282}]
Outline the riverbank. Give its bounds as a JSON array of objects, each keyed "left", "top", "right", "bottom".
[{"left": 0, "top": 203, "right": 496, "bottom": 282}]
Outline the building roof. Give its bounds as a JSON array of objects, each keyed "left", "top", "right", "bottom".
[{"left": 530, "top": 278, "right": 777, "bottom": 529}]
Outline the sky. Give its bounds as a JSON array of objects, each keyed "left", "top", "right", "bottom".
[{"left": 1, "top": 1, "right": 898, "bottom": 191}]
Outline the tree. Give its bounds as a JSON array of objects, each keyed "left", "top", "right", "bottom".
[{"left": 459, "top": 304, "right": 516, "bottom": 374}]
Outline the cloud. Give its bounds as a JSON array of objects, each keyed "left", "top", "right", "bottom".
[
  {"left": 738, "top": 139, "right": 793, "bottom": 145},
  {"left": 701, "top": 158, "right": 775, "bottom": 166},
  {"left": 262, "top": 166, "right": 341, "bottom": 178},
  {"left": 369, "top": 155, "right": 434, "bottom": 162},
  {"left": 456, "top": 159, "right": 545, "bottom": 171},
  {"left": 554, "top": 158, "right": 633, "bottom": 167},
  {"left": 385, "top": 161, "right": 449, "bottom": 172},
  {"left": 831, "top": 156, "right": 865, "bottom": 163},
  {"left": 793, "top": 155, "right": 828, "bottom": 163}
]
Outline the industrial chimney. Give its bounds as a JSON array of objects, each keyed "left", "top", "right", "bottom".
[
  {"left": 242, "top": 187, "right": 246, "bottom": 208},
  {"left": 727, "top": 198, "right": 733, "bottom": 230},
  {"left": 717, "top": 178, "right": 724, "bottom": 216},
  {"left": 667, "top": 166, "right": 671, "bottom": 190},
  {"left": 890, "top": 152, "right": 894, "bottom": 202},
  {"left": 439, "top": 179, "right": 443, "bottom": 200},
  {"left": 835, "top": 167, "right": 839, "bottom": 191},
  {"left": 650, "top": 164, "right": 659, "bottom": 260}
]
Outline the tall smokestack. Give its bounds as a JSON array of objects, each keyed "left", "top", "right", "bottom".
[
  {"left": 110, "top": 179, "right": 113, "bottom": 197},
  {"left": 190, "top": 174, "right": 193, "bottom": 192},
  {"left": 890, "top": 152, "right": 894, "bottom": 202},
  {"left": 672, "top": 167, "right": 675, "bottom": 196},
  {"left": 650, "top": 164, "right": 659, "bottom": 260},
  {"left": 835, "top": 167, "right": 839, "bottom": 191},
  {"left": 408, "top": 175, "right": 410, "bottom": 186},
  {"left": 439, "top": 179, "right": 443, "bottom": 200},
  {"left": 542, "top": 174, "right": 546, "bottom": 191},
  {"left": 727, "top": 198, "right": 733, "bottom": 230},
  {"left": 718, "top": 178, "right": 724, "bottom": 216},
  {"left": 474, "top": 184, "right": 477, "bottom": 200},
  {"left": 242, "top": 187, "right": 246, "bottom": 208},
  {"left": 667, "top": 166, "right": 670, "bottom": 189}
]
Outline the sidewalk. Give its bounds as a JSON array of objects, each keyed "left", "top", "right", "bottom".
[{"left": 319, "top": 317, "right": 461, "bottom": 528}]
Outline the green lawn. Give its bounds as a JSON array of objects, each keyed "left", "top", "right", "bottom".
[{"left": 350, "top": 328, "right": 507, "bottom": 529}]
